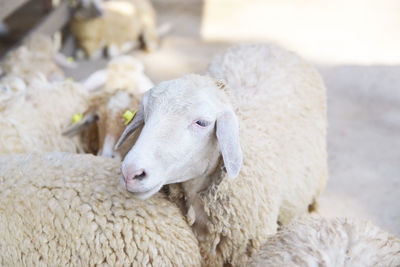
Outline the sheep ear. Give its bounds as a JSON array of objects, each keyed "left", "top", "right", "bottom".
[
  {"left": 53, "top": 53, "right": 77, "bottom": 68},
  {"left": 114, "top": 105, "right": 144, "bottom": 150},
  {"left": 216, "top": 110, "right": 243, "bottom": 179},
  {"left": 114, "top": 91, "right": 148, "bottom": 150},
  {"left": 62, "top": 112, "right": 99, "bottom": 136}
]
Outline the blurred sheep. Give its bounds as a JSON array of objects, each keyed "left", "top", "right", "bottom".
[{"left": 71, "top": 0, "right": 159, "bottom": 59}]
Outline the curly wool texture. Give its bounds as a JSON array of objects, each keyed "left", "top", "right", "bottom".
[
  {"left": 71, "top": 0, "right": 158, "bottom": 58},
  {"left": 0, "top": 81, "right": 89, "bottom": 154},
  {"left": 0, "top": 153, "right": 201, "bottom": 266},
  {"left": 249, "top": 216, "right": 400, "bottom": 267},
  {"left": 169, "top": 44, "right": 328, "bottom": 266}
]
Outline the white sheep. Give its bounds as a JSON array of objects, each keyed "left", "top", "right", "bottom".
[
  {"left": 0, "top": 79, "right": 89, "bottom": 155},
  {"left": 81, "top": 55, "right": 153, "bottom": 94},
  {"left": 71, "top": 0, "right": 159, "bottom": 59},
  {"left": 0, "top": 152, "right": 202, "bottom": 266},
  {"left": 1, "top": 34, "right": 75, "bottom": 83},
  {"left": 248, "top": 216, "right": 400, "bottom": 266},
  {"left": 63, "top": 56, "right": 153, "bottom": 159},
  {"left": 115, "top": 44, "right": 328, "bottom": 265}
]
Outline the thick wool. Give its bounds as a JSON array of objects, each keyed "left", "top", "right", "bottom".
[
  {"left": 0, "top": 153, "right": 201, "bottom": 266},
  {"left": 71, "top": 0, "right": 158, "bottom": 58},
  {"left": 0, "top": 80, "right": 89, "bottom": 154},
  {"left": 249, "top": 216, "right": 400, "bottom": 267},
  {"left": 168, "top": 44, "right": 327, "bottom": 266}
]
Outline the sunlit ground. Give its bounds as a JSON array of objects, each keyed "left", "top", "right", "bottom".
[{"left": 202, "top": 0, "right": 400, "bottom": 65}]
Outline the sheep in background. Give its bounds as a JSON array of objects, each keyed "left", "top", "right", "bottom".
[
  {"left": 116, "top": 44, "right": 327, "bottom": 265},
  {"left": 71, "top": 0, "right": 159, "bottom": 59},
  {"left": 1, "top": 34, "right": 75, "bottom": 84},
  {"left": 0, "top": 80, "right": 89, "bottom": 155},
  {"left": 63, "top": 56, "right": 153, "bottom": 159},
  {"left": 1, "top": 53, "right": 151, "bottom": 158},
  {"left": 0, "top": 153, "right": 202, "bottom": 266},
  {"left": 249, "top": 216, "right": 400, "bottom": 267},
  {"left": 63, "top": 90, "right": 141, "bottom": 159},
  {"left": 81, "top": 55, "right": 153, "bottom": 94}
]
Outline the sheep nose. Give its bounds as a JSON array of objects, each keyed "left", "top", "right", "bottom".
[{"left": 123, "top": 168, "right": 147, "bottom": 182}]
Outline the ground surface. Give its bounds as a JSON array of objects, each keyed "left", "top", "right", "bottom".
[{"left": 4, "top": 0, "right": 400, "bottom": 235}]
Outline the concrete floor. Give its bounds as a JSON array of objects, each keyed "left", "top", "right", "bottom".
[{"left": 63, "top": 0, "right": 400, "bottom": 235}]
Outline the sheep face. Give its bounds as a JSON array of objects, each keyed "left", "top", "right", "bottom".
[
  {"left": 118, "top": 74, "right": 242, "bottom": 199},
  {"left": 64, "top": 90, "right": 140, "bottom": 159}
]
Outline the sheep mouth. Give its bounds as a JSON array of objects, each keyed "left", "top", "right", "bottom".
[{"left": 126, "top": 182, "right": 163, "bottom": 199}]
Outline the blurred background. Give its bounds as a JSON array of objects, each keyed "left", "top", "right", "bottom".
[{"left": 1, "top": 0, "right": 399, "bottom": 235}]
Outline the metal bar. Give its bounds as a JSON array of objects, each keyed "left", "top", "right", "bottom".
[{"left": 24, "top": 0, "right": 71, "bottom": 38}]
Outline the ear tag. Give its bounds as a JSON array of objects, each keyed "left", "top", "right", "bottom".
[
  {"left": 66, "top": 77, "right": 74, "bottom": 82},
  {"left": 123, "top": 109, "right": 137, "bottom": 125},
  {"left": 72, "top": 113, "right": 83, "bottom": 124}
]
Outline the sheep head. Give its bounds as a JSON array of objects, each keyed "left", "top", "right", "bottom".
[
  {"left": 63, "top": 90, "right": 141, "bottom": 160},
  {"left": 74, "top": 0, "right": 104, "bottom": 18},
  {"left": 117, "top": 74, "right": 243, "bottom": 199}
]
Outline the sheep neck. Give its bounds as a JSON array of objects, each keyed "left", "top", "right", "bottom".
[{"left": 181, "top": 158, "right": 225, "bottom": 241}]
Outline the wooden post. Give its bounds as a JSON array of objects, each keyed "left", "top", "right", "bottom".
[{"left": 0, "top": 0, "right": 31, "bottom": 21}]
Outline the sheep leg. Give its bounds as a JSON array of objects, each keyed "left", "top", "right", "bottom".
[{"left": 141, "top": 26, "right": 159, "bottom": 52}]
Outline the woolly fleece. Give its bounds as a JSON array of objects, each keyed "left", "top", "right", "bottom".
[
  {"left": 0, "top": 81, "right": 89, "bottom": 154},
  {"left": 249, "top": 216, "right": 400, "bottom": 266},
  {"left": 0, "top": 153, "right": 201, "bottom": 266}
]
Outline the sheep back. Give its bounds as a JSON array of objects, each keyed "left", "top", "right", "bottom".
[
  {"left": 0, "top": 81, "right": 89, "bottom": 154},
  {"left": 249, "top": 216, "right": 400, "bottom": 267},
  {"left": 0, "top": 153, "right": 201, "bottom": 266}
]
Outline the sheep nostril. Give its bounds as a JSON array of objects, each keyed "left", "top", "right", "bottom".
[{"left": 133, "top": 169, "right": 146, "bottom": 181}]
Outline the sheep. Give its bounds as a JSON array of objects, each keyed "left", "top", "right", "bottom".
[
  {"left": 248, "top": 216, "right": 400, "bottom": 266},
  {"left": 1, "top": 53, "right": 151, "bottom": 158},
  {"left": 0, "top": 79, "right": 89, "bottom": 155},
  {"left": 81, "top": 55, "right": 153, "bottom": 94},
  {"left": 115, "top": 44, "right": 328, "bottom": 266},
  {"left": 63, "top": 55, "right": 153, "bottom": 159},
  {"left": 63, "top": 89, "right": 142, "bottom": 160},
  {"left": 71, "top": 0, "right": 159, "bottom": 59},
  {"left": 1, "top": 34, "right": 75, "bottom": 83},
  {"left": 0, "top": 152, "right": 202, "bottom": 266}
]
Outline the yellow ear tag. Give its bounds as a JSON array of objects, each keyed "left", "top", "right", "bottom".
[
  {"left": 72, "top": 113, "right": 83, "bottom": 124},
  {"left": 66, "top": 77, "right": 74, "bottom": 82},
  {"left": 67, "top": 57, "right": 74, "bottom": 62},
  {"left": 123, "top": 109, "right": 137, "bottom": 125}
]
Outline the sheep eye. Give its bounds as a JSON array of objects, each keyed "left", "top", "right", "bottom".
[{"left": 195, "top": 120, "right": 210, "bottom": 127}]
